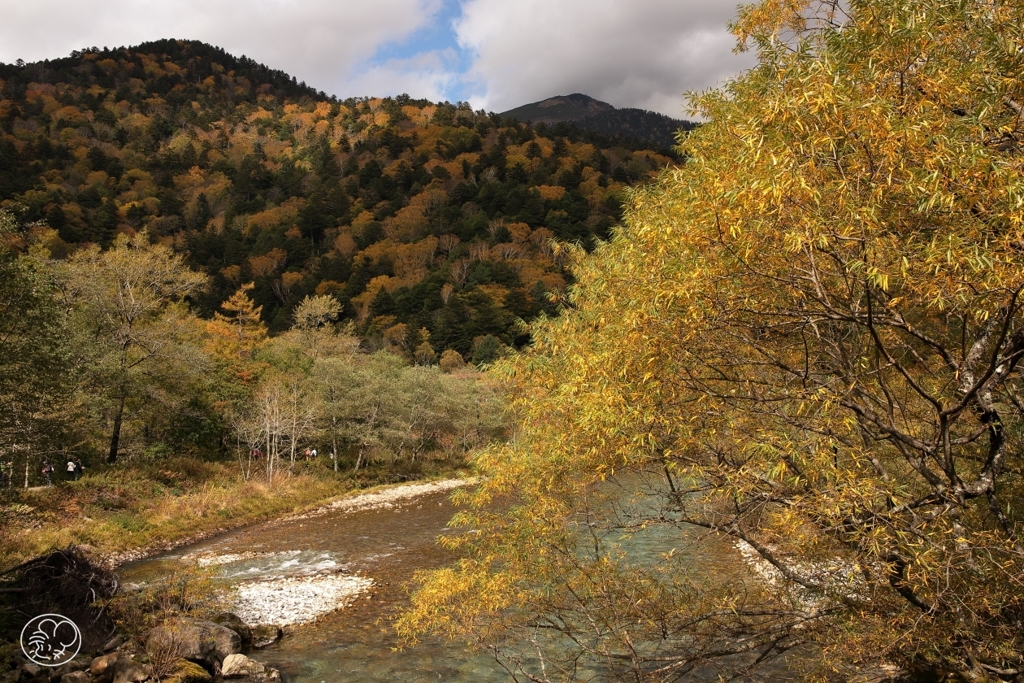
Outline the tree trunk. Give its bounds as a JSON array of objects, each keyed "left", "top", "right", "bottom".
[
  {"left": 107, "top": 393, "right": 126, "bottom": 464},
  {"left": 332, "top": 417, "right": 339, "bottom": 473}
]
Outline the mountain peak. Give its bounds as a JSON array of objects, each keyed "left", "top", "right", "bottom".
[{"left": 500, "top": 94, "right": 695, "bottom": 150}]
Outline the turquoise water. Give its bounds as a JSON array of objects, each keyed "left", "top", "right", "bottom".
[{"left": 119, "top": 477, "right": 796, "bottom": 682}]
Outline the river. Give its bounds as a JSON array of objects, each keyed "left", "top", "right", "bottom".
[
  {"left": 119, "top": 479, "right": 798, "bottom": 683},
  {"left": 120, "top": 483, "right": 511, "bottom": 682}
]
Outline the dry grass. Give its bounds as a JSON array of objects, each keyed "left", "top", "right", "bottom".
[{"left": 0, "top": 456, "right": 466, "bottom": 571}]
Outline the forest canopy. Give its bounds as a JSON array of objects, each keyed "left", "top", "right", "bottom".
[
  {"left": 0, "top": 39, "right": 681, "bottom": 357},
  {"left": 399, "top": 0, "right": 1024, "bottom": 681}
]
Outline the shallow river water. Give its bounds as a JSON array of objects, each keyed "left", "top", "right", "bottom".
[
  {"left": 119, "top": 480, "right": 797, "bottom": 682},
  {"left": 120, "top": 486, "right": 511, "bottom": 682}
]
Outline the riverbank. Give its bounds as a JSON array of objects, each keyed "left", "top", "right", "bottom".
[{"left": 0, "top": 456, "right": 473, "bottom": 573}]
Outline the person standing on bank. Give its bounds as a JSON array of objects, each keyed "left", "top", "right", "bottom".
[{"left": 66, "top": 458, "right": 76, "bottom": 481}]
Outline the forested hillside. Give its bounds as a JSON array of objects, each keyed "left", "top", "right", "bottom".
[{"left": 0, "top": 40, "right": 675, "bottom": 359}]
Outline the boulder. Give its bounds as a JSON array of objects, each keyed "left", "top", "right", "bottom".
[
  {"left": 102, "top": 636, "right": 125, "bottom": 654},
  {"left": 0, "top": 670, "right": 20, "bottom": 683},
  {"left": 111, "top": 658, "right": 149, "bottom": 683},
  {"left": 51, "top": 656, "right": 89, "bottom": 681},
  {"left": 90, "top": 653, "right": 118, "bottom": 681},
  {"left": 249, "top": 625, "right": 281, "bottom": 649},
  {"left": 220, "top": 655, "right": 264, "bottom": 679},
  {"left": 236, "top": 668, "right": 281, "bottom": 683},
  {"left": 162, "top": 659, "right": 212, "bottom": 683},
  {"left": 210, "top": 614, "right": 252, "bottom": 649},
  {"left": 19, "top": 664, "right": 40, "bottom": 679},
  {"left": 59, "top": 673, "right": 90, "bottom": 683},
  {"left": 145, "top": 618, "right": 240, "bottom": 668}
]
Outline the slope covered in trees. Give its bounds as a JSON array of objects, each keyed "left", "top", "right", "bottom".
[
  {"left": 0, "top": 206, "right": 507, "bottom": 572},
  {"left": 0, "top": 40, "right": 675, "bottom": 359},
  {"left": 401, "top": 0, "right": 1024, "bottom": 681}
]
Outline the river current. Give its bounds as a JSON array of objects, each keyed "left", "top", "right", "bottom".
[
  {"left": 119, "top": 480, "right": 797, "bottom": 682},
  {"left": 120, "top": 486, "right": 510, "bottom": 682}
]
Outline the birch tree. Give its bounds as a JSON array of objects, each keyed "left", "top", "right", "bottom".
[{"left": 64, "top": 232, "right": 206, "bottom": 463}]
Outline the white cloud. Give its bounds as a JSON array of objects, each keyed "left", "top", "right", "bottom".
[
  {"left": 0, "top": 0, "right": 441, "bottom": 96},
  {"left": 342, "top": 49, "right": 460, "bottom": 101},
  {"left": 454, "top": 0, "right": 757, "bottom": 117},
  {"left": 0, "top": 0, "right": 756, "bottom": 117}
]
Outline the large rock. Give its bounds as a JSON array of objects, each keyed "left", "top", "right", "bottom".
[
  {"left": 163, "top": 659, "right": 212, "bottom": 683},
  {"left": 145, "top": 618, "right": 241, "bottom": 668},
  {"left": 111, "top": 658, "right": 149, "bottom": 683},
  {"left": 249, "top": 625, "right": 281, "bottom": 649},
  {"left": 102, "top": 635, "right": 125, "bottom": 653},
  {"left": 51, "top": 656, "right": 90, "bottom": 681},
  {"left": 90, "top": 653, "right": 119, "bottom": 682},
  {"left": 210, "top": 613, "right": 252, "bottom": 649},
  {"left": 220, "top": 654, "right": 264, "bottom": 679},
  {"left": 60, "top": 673, "right": 90, "bottom": 683},
  {"left": 236, "top": 667, "right": 281, "bottom": 683}
]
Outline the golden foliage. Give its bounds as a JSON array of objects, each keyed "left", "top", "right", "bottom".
[{"left": 401, "top": 0, "right": 1024, "bottom": 680}]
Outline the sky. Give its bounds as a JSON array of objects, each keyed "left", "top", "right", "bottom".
[{"left": 0, "top": 0, "right": 756, "bottom": 119}]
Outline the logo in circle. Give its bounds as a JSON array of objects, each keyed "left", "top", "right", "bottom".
[{"left": 20, "top": 614, "right": 82, "bottom": 667}]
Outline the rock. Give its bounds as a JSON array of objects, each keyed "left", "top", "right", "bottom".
[
  {"left": 210, "top": 614, "right": 252, "bottom": 649},
  {"left": 19, "top": 664, "right": 40, "bottom": 679},
  {"left": 50, "top": 657, "right": 89, "bottom": 682},
  {"left": 220, "top": 655, "right": 264, "bottom": 679},
  {"left": 59, "top": 673, "right": 90, "bottom": 683},
  {"left": 0, "top": 670, "right": 20, "bottom": 683},
  {"left": 90, "top": 654, "right": 118, "bottom": 681},
  {"left": 102, "top": 636, "right": 125, "bottom": 654},
  {"left": 249, "top": 625, "right": 281, "bottom": 649},
  {"left": 162, "top": 659, "right": 212, "bottom": 683},
  {"left": 236, "top": 667, "right": 280, "bottom": 683},
  {"left": 145, "top": 618, "right": 240, "bottom": 669},
  {"left": 111, "top": 658, "right": 149, "bottom": 683}
]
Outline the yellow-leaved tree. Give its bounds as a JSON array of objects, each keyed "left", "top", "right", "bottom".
[{"left": 399, "top": 0, "right": 1024, "bottom": 680}]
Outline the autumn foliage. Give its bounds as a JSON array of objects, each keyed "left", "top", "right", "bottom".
[
  {"left": 400, "top": 1, "right": 1024, "bottom": 680},
  {"left": 0, "top": 40, "right": 677, "bottom": 356}
]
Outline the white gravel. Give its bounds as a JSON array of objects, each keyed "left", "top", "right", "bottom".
[
  {"left": 232, "top": 574, "right": 373, "bottom": 626},
  {"left": 184, "top": 551, "right": 274, "bottom": 566},
  {"left": 288, "top": 478, "right": 473, "bottom": 520}
]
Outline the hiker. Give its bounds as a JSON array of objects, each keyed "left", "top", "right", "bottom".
[
  {"left": 74, "top": 457, "right": 84, "bottom": 479},
  {"left": 304, "top": 448, "right": 311, "bottom": 461},
  {"left": 41, "top": 461, "right": 53, "bottom": 486},
  {"left": 311, "top": 448, "right": 317, "bottom": 459},
  {"left": 66, "top": 459, "right": 76, "bottom": 481}
]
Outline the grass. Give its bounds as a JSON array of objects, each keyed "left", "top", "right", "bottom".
[{"left": 0, "top": 455, "right": 470, "bottom": 572}]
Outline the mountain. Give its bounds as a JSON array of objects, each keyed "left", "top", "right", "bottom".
[
  {"left": 0, "top": 41, "right": 677, "bottom": 358},
  {"left": 500, "top": 94, "right": 696, "bottom": 151}
]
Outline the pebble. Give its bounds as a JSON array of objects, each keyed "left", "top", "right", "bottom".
[{"left": 232, "top": 574, "right": 373, "bottom": 626}]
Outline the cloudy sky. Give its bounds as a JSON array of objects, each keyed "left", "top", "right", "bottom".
[{"left": 0, "top": 0, "right": 755, "bottom": 118}]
